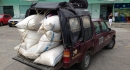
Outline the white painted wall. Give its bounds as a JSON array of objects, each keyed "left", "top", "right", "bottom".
[
  {"left": 88, "top": 4, "right": 100, "bottom": 18},
  {"left": 13, "top": 5, "right": 20, "bottom": 14},
  {"left": 88, "top": 4, "right": 92, "bottom": 16},
  {"left": 19, "top": 5, "right": 30, "bottom": 14}
]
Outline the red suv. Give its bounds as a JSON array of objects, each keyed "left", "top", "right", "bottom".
[{"left": 0, "top": 14, "right": 12, "bottom": 26}]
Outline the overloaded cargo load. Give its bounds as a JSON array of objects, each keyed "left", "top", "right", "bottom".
[
  {"left": 13, "top": 0, "right": 91, "bottom": 70},
  {"left": 14, "top": 13, "right": 63, "bottom": 64}
]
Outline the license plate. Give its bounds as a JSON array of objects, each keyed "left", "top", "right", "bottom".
[{"left": 12, "top": 22, "right": 15, "bottom": 24}]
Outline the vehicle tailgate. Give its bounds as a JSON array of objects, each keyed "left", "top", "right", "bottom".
[{"left": 12, "top": 55, "right": 62, "bottom": 70}]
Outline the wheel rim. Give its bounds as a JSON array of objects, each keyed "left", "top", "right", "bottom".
[{"left": 85, "top": 54, "right": 90, "bottom": 67}]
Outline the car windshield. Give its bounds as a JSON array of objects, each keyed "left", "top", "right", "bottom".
[
  {"left": 0, "top": 15, "right": 3, "bottom": 18},
  {"left": 13, "top": 14, "right": 25, "bottom": 19}
]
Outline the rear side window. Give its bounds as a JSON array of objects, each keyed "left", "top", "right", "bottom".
[
  {"left": 69, "top": 18, "right": 81, "bottom": 32},
  {"left": 94, "top": 22, "right": 101, "bottom": 34},
  {"left": 81, "top": 16, "right": 90, "bottom": 28},
  {"left": 4, "top": 15, "right": 10, "bottom": 18},
  {"left": 0, "top": 15, "right": 3, "bottom": 18},
  {"left": 101, "top": 22, "right": 108, "bottom": 32}
]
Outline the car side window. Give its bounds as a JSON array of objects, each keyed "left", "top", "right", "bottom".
[
  {"left": 101, "top": 21, "right": 108, "bottom": 32},
  {"left": 81, "top": 16, "right": 90, "bottom": 28},
  {"left": 94, "top": 22, "right": 101, "bottom": 34},
  {"left": 69, "top": 18, "right": 81, "bottom": 32},
  {"left": 4, "top": 15, "right": 10, "bottom": 18}
]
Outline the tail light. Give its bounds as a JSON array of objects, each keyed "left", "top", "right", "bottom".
[{"left": 63, "top": 50, "right": 71, "bottom": 63}]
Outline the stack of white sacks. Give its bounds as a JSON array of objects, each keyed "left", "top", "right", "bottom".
[{"left": 14, "top": 14, "right": 64, "bottom": 66}]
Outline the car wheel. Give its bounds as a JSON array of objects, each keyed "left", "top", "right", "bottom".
[
  {"left": 0, "top": 22, "right": 3, "bottom": 26},
  {"left": 105, "top": 38, "right": 115, "bottom": 49},
  {"left": 9, "top": 24, "right": 12, "bottom": 27},
  {"left": 78, "top": 51, "right": 91, "bottom": 70}
]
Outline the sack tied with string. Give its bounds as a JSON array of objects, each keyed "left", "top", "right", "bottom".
[
  {"left": 23, "top": 44, "right": 39, "bottom": 59},
  {"left": 36, "top": 30, "right": 61, "bottom": 54},
  {"left": 34, "top": 45, "right": 64, "bottom": 66},
  {"left": 37, "top": 14, "right": 54, "bottom": 34},
  {"left": 15, "top": 14, "right": 44, "bottom": 30},
  {"left": 18, "top": 29, "right": 43, "bottom": 49},
  {"left": 37, "top": 15, "right": 61, "bottom": 34},
  {"left": 14, "top": 42, "right": 26, "bottom": 55}
]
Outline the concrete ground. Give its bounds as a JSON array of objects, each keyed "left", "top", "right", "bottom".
[{"left": 0, "top": 24, "right": 130, "bottom": 70}]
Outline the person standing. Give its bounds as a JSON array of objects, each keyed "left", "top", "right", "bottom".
[
  {"left": 114, "top": 11, "right": 118, "bottom": 22},
  {"left": 108, "top": 13, "right": 113, "bottom": 26}
]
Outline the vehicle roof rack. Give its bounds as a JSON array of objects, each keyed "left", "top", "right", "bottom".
[{"left": 69, "top": 0, "right": 88, "bottom": 8}]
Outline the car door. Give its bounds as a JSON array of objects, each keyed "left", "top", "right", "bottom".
[
  {"left": 100, "top": 21, "right": 111, "bottom": 48},
  {"left": 3, "top": 15, "right": 10, "bottom": 24},
  {"left": 79, "top": 16, "right": 93, "bottom": 53},
  {"left": 93, "top": 21, "right": 104, "bottom": 53}
]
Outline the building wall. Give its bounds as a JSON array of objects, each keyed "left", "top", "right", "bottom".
[
  {"left": 19, "top": 5, "right": 30, "bottom": 14},
  {"left": 1, "top": 0, "right": 130, "bottom": 18},
  {"left": 0, "top": 0, "right": 69, "bottom": 16},
  {"left": 13, "top": 5, "right": 20, "bottom": 14},
  {"left": 88, "top": 4, "right": 100, "bottom": 18},
  {"left": 0, "top": 6, "right": 3, "bottom": 14}
]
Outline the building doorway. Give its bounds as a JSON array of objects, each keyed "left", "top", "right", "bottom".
[
  {"left": 100, "top": 4, "right": 113, "bottom": 20},
  {"left": 3, "top": 6, "right": 14, "bottom": 17}
]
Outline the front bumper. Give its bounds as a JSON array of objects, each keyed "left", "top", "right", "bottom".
[{"left": 8, "top": 22, "right": 18, "bottom": 26}]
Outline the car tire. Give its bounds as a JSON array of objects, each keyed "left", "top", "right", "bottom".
[
  {"left": 0, "top": 22, "right": 3, "bottom": 26},
  {"left": 78, "top": 51, "right": 91, "bottom": 70},
  {"left": 9, "top": 24, "right": 12, "bottom": 27},
  {"left": 105, "top": 38, "right": 115, "bottom": 49}
]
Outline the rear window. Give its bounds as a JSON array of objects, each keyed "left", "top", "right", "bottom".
[
  {"left": 4, "top": 15, "right": 10, "bottom": 18},
  {"left": 69, "top": 18, "right": 81, "bottom": 32},
  {"left": 81, "top": 16, "right": 90, "bottom": 28},
  {"left": 0, "top": 15, "right": 3, "bottom": 18}
]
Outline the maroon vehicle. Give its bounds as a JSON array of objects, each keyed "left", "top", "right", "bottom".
[
  {"left": 0, "top": 14, "right": 12, "bottom": 26},
  {"left": 13, "top": 1, "right": 116, "bottom": 70}
]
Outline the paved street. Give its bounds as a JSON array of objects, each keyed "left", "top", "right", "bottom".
[{"left": 0, "top": 25, "right": 130, "bottom": 70}]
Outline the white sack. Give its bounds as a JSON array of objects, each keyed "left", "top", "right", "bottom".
[
  {"left": 18, "top": 29, "right": 42, "bottom": 49},
  {"left": 24, "top": 30, "right": 42, "bottom": 49},
  {"left": 37, "top": 14, "right": 54, "bottom": 34},
  {"left": 23, "top": 44, "right": 39, "bottom": 59},
  {"left": 15, "top": 14, "right": 44, "bottom": 30},
  {"left": 44, "top": 15, "right": 60, "bottom": 31},
  {"left": 34, "top": 45, "right": 64, "bottom": 66},
  {"left": 14, "top": 42, "right": 26, "bottom": 55},
  {"left": 38, "top": 15, "right": 60, "bottom": 32},
  {"left": 18, "top": 29, "right": 29, "bottom": 39},
  {"left": 36, "top": 30, "right": 61, "bottom": 54}
]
